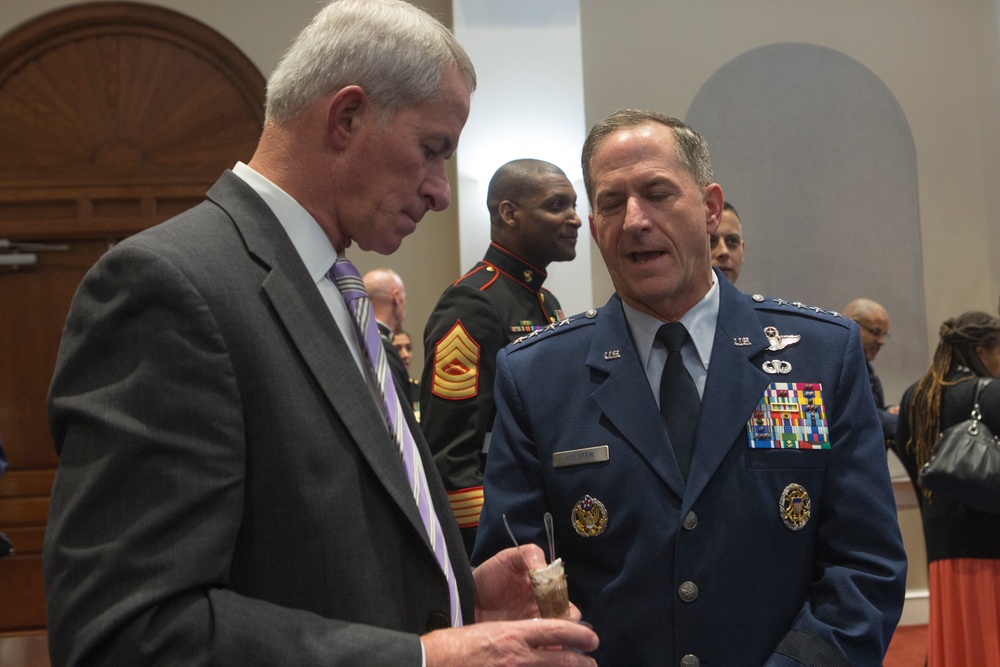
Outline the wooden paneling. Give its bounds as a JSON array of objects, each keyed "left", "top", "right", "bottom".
[
  {"left": 0, "top": 632, "right": 50, "bottom": 667},
  {"left": 0, "top": 2, "right": 264, "bottom": 635}
]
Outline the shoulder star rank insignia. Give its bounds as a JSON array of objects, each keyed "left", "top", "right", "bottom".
[
  {"left": 764, "top": 326, "right": 800, "bottom": 351},
  {"left": 571, "top": 495, "right": 608, "bottom": 537},
  {"left": 779, "top": 483, "right": 811, "bottom": 531}
]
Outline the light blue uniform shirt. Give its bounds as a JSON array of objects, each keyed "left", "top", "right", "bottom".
[{"left": 621, "top": 277, "right": 720, "bottom": 406}]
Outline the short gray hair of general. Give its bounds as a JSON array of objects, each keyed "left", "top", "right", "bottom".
[
  {"left": 265, "top": 0, "right": 476, "bottom": 125},
  {"left": 581, "top": 109, "right": 714, "bottom": 206}
]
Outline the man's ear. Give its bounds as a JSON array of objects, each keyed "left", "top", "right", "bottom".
[
  {"left": 498, "top": 200, "right": 519, "bottom": 228},
  {"left": 703, "top": 183, "right": 724, "bottom": 235},
  {"left": 327, "top": 85, "right": 369, "bottom": 150}
]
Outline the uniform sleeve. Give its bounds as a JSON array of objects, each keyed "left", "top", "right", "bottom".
[
  {"left": 44, "top": 245, "right": 422, "bottom": 667},
  {"left": 469, "top": 344, "right": 549, "bottom": 567},
  {"left": 419, "top": 284, "right": 506, "bottom": 536},
  {"left": 767, "top": 323, "right": 907, "bottom": 666}
]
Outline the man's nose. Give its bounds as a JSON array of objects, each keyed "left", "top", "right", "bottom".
[
  {"left": 623, "top": 198, "right": 650, "bottom": 232},
  {"left": 422, "top": 166, "right": 450, "bottom": 212}
]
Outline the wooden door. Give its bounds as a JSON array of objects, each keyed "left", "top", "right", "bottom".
[{"left": 0, "top": 2, "right": 265, "bottom": 634}]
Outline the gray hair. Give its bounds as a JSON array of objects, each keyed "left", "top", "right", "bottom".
[
  {"left": 581, "top": 109, "right": 713, "bottom": 206},
  {"left": 265, "top": 0, "right": 476, "bottom": 125}
]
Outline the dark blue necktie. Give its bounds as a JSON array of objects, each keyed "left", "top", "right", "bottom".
[{"left": 657, "top": 322, "right": 701, "bottom": 479}]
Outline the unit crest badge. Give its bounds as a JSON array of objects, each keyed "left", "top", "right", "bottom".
[{"left": 571, "top": 495, "right": 608, "bottom": 537}]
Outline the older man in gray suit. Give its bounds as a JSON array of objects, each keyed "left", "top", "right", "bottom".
[{"left": 42, "top": 1, "right": 598, "bottom": 665}]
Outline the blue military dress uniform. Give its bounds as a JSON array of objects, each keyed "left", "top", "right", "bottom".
[{"left": 473, "top": 271, "right": 906, "bottom": 667}]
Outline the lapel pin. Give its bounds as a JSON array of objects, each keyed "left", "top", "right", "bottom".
[
  {"left": 572, "top": 494, "right": 608, "bottom": 537},
  {"left": 762, "top": 359, "right": 793, "bottom": 374},
  {"left": 733, "top": 337, "right": 751, "bottom": 346},
  {"left": 780, "top": 483, "right": 811, "bottom": 531},
  {"left": 604, "top": 350, "right": 621, "bottom": 360},
  {"left": 764, "top": 326, "right": 801, "bottom": 351}
]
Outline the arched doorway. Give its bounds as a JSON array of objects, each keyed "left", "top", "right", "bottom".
[{"left": 0, "top": 2, "right": 265, "bottom": 634}]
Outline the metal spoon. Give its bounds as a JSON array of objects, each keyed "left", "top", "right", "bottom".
[
  {"left": 502, "top": 513, "right": 533, "bottom": 570},
  {"left": 544, "top": 512, "right": 555, "bottom": 564}
]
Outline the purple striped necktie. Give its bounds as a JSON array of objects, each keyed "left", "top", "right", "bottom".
[{"left": 328, "top": 256, "right": 462, "bottom": 627}]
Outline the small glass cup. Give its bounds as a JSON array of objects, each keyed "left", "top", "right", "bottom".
[{"left": 528, "top": 557, "right": 569, "bottom": 619}]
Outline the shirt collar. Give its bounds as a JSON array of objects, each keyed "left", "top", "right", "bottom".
[
  {"left": 483, "top": 242, "right": 548, "bottom": 292},
  {"left": 622, "top": 277, "right": 720, "bottom": 371},
  {"left": 232, "top": 162, "right": 337, "bottom": 283}
]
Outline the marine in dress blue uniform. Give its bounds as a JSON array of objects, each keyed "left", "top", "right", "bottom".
[
  {"left": 420, "top": 242, "right": 565, "bottom": 552},
  {"left": 421, "top": 158, "right": 580, "bottom": 555}
]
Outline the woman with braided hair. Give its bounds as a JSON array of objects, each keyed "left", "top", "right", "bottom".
[{"left": 895, "top": 311, "right": 1000, "bottom": 666}]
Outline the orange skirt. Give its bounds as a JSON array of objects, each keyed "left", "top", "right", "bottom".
[{"left": 927, "top": 558, "right": 1000, "bottom": 667}]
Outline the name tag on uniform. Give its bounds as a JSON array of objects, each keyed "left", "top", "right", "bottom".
[{"left": 553, "top": 445, "right": 610, "bottom": 468}]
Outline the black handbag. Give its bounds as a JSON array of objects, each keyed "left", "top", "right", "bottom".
[{"left": 918, "top": 378, "right": 1000, "bottom": 514}]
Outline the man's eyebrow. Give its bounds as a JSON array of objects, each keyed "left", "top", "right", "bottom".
[
  {"left": 438, "top": 136, "right": 456, "bottom": 155},
  {"left": 594, "top": 189, "right": 622, "bottom": 207},
  {"left": 595, "top": 175, "right": 676, "bottom": 201},
  {"left": 541, "top": 190, "right": 575, "bottom": 204}
]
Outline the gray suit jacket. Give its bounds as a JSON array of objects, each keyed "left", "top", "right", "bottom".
[{"left": 44, "top": 172, "right": 475, "bottom": 666}]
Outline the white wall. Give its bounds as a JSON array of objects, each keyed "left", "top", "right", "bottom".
[
  {"left": 452, "top": 0, "right": 593, "bottom": 316},
  {"left": 579, "top": 0, "right": 1000, "bottom": 379}
]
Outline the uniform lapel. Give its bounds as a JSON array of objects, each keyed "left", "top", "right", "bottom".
[
  {"left": 207, "top": 173, "right": 429, "bottom": 546},
  {"left": 588, "top": 296, "right": 686, "bottom": 501},
  {"left": 682, "top": 278, "right": 772, "bottom": 509}
]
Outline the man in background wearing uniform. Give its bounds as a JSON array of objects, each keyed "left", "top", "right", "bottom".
[
  {"left": 474, "top": 110, "right": 906, "bottom": 665},
  {"left": 710, "top": 200, "right": 744, "bottom": 284},
  {"left": 421, "top": 158, "right": 581, "bottom": 554}
]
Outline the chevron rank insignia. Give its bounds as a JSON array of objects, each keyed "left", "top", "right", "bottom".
[
  {"left": 747, "top": 382, "right": 829, "bottom": 449},
  {"left": 431, "top": 321, "right": 480, "bottom": 400}
]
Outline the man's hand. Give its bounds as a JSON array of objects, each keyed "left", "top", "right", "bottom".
[
  {"left": 420, "top": 545, "right": 597, "bottom": 665},
  {"left": 422, "top": 618, "right": 598, "bottom": 667},
  {"left": 472, "top": 545, "right": 581, "bottom": 622}
]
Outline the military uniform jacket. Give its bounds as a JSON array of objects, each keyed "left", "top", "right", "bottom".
[
  {"left": 473, "top": 274, "right": 907, "bottom": 667},
  {"left": 420, "top": 242, "right": 564, "bottom": 538}
]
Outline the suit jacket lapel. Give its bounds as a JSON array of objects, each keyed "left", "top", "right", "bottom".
[
  {"left": 206, "top": 173, "right": 429, "bottom": 546},
  {"left": 683, "top": 277, "right": 772, "bottom": 509},
  {"left": 588, "top": 296, "right": 686, "bottom": 501}
]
